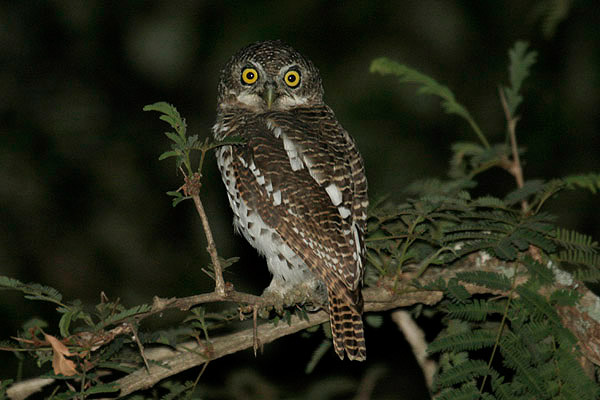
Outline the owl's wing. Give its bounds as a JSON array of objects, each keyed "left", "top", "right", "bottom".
[{"left": 228, "top": 106, "right": 367, "bottom": 291}]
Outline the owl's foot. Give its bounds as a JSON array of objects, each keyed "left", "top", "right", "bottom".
[{"left": 260, "top": 279, "right": 327, "bottom": 314}]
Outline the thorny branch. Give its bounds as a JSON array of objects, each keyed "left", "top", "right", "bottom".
[
  {"left": 498, "top": 86, "right": 527, "bottom": 212},
  {"left": 7, "top": 253, "right": 600, "bottom": 399},
  {"left": 182, "top": 172, "right": 227, "bottom": 297}
]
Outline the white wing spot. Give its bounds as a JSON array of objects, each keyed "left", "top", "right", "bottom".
[
  {"left": 282, "top": 134, "right": 304, "bottom": 171},
  {"left": 273, "top": 190, "right": 282, "bottom": 206},
  {"left": 351, "top": 222, "right": 363, "bottom": 275},
  {"left": 289, "top": 158, "right": 303, "bottom": 171},
  {"left": 303, "top": 154, "right": 326, "bottom": 184},
  {"left": 338, "top": 206, "right": 351, "bottom": 219},
  {"left": 325, "top": 183, "right": 343, "bottom": 206},
  {"left": 273, "top": 127, "right": 282, "bottom": 138},
  {"left": 265, "top": 181, "right": 273, "bottom": 194}
]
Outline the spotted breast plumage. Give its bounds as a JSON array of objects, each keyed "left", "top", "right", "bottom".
[{"left": 213, "top": 40, "right": 368, "bottom": 361}]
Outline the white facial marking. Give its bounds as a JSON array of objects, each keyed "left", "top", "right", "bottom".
[{"left": 236, "top": 92, "right": 261, "bottom": 107}]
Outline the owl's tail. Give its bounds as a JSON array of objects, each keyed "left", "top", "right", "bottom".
[{"left": 328, "top": 290, "right": 366, "bottom": 361}]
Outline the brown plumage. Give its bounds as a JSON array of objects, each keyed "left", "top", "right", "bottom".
[{"left": 213, "top": 40, "right": 368, "bottom": 361}]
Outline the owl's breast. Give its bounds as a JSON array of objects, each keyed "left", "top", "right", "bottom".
[{"left": 215, "top": 143, "right": 311, "bottom": 285}]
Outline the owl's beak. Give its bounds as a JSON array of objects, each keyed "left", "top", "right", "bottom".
[{"left": 262, "top": 82, "right": 276, "bottom": 109}]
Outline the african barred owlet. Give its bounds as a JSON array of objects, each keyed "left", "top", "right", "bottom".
[{"left": 213, "top": 40, "right": 368, "bottom": 361}]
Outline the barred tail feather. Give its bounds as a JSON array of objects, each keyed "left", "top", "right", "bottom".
[{"left": 328, "top": 291, "right": 366, "bottom": 361}]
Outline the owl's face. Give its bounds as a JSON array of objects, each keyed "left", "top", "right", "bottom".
[{"left": 217, "top": 40, "right": 324, "bottom": 112}]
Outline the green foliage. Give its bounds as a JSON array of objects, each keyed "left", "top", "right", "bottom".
[
  {"left": 2, "top": 40, "right": 599, "bottom": 398},
  {"left": 370, "top": 58, "right": 489, "bottom": 148},
  {"left": 535, "top": 0, "right": 574, "bottom": 38},
  {"left": 367, "top": 40, "right": 599, "bottom": 398},
  {"left": 0, "top": 379, "right": 13, "bottom": 399},
  {"left": 503, "top": 41, "right": 537, "bottom": 116},
  {"left": 0, "top": 276, "right": 64, "bottom": 305},
  {"left": 562, "top": 173, "right": 600, "bottom": 193},
  {"left": 455, "top": 271, "right": 511, "bottom": 291},
  {"left": 143, "top": 101, "right": 244, "bottom": 206},
  {"left": 94, "top": 304, "right": 152, "bottom": 330},
  {"left": 427, "top": 272, "right": 598, "bottom": 399},
  {"left": 305, "top": 340, "right": 331, "bottom": 374}
]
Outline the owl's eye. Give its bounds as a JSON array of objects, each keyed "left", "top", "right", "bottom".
[
  {"left": 241, "top": 67, "right": 259, "bottom": 85},
  {"left": 284, "top": 70, "right": 301, "bottom": 88}
]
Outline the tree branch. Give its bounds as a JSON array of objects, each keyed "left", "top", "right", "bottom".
[
  {"left": 184, "top": 172, "right": 227, "bottom": 297},
  {"left": 498, "top": 86, "right": 527, "bottom": 212},
  {"left": 113, "top": 253, "right": 600, "bottom": 397},
  {"left": 7, "top": 253, "right": 600, "bottom": 399}
]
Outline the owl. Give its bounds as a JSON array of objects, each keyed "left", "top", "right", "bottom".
[{"left": 213, "top": 40, "right": 368, "bottom": 361}]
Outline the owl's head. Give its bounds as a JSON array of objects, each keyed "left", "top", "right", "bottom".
[{"left": 217, "top": 40, "right": 324, "bottom": 112}]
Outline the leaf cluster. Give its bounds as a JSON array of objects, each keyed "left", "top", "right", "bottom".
[
  {"left": 366, "top": 40, "right": 600, "bottom": 398},
  {"left": 427, "top": 259, "right": 598, "bottom": 399},
  {"left": 2, "top": 40, "right": 599, "bottom": 399}
]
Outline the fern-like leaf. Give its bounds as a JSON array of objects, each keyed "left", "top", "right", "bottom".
[
  {"left": 504, "top": 179, "right": 545, "bottom": 206},
  {"left": 434, "top": 359, "right": 489, "bottom": 389},
  {"left": 555, "top": 347, "right": 600, "bottom": 400},
  {"left": 535, "top": 0, "right": 574, "bottom": 39},
  {"left": 562, "top": 173, "right": 600, "bottom": 193},
  {"left": 499, "top": 332, "right": 547, "bottom": 397},
  {"left": 549, "top": 289, "right": 580, "bottom": 306},
  {"left": 0, "top": 276, "right": 64, "bottom": 305},
  {"left": 503, "top": 41, "right": 537, "bottom": 116},
  {"left": 446, "top": 279, "right": 471, "bottom": 304},
  {"left": 446, "top": 299, "right": 506, "bottom": 322},
  {"left": 95, "top": 304, "right": 152, "bottom": 330},
  {"left": 456, "top": 271, "right": 512, "bottom": 291},
  {"left": 521, "top": 256, "right": 555, "bottom": 287},
  {"left": 370, "top": 58, "right": 489, "bottom": 148},
  {"left": 436, "top": 383, "right": 482, "bottom": 400},
  {"left": 556, "top": 250, "right": 600, "bottom": 282},
  {"left": 516, "top": 285, "right": 561, "bottom": 326},
  {"left": 553, "top": 228, "right": 599, "bottom": 251},
  {"left": 428, "top": 330, "right": 496, "bottom": 354}
]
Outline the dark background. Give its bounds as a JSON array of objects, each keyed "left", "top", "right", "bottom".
[{"left": 1, "top": 1, "right": 599, "bottom": 398}]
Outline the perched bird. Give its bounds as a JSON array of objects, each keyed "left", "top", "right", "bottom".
[{"left": 213, "top": 40, "right": 368, "bottom": 361}]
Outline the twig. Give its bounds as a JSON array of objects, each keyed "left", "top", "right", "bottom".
[
  {"left": 498, "top": 86, "right": 527, "bottom": 212},
  {"left": 185, "top": 172, "right": 227, "bottom": 297},
  {"left": 111, "top": 256, "right": 600, "bottom": 397},
  {"left": 253, "top": 305, "right": 260, "bottom": 357},
  {"left": 353, "top": 366, "right": 387, "bottom": 400},
  {"left": 392, "top": 310, "right": 436, "bottom": 392},
  {"left": 8, "top": 254, "right": 600, "bottom": 398},
  {"left": 150, "top": 290, "right": 263, "bottom": 312},
  {"left": 127, "top": 322, "right": 150, "bottom": 372}
]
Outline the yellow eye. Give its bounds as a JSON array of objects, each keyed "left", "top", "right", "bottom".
[
  {"left": 284, "top": 70, "right": 301, "bottom": 88},
  {"left": 241, "top": 67, "right": 259, "bottom": 85}
]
